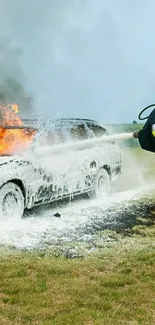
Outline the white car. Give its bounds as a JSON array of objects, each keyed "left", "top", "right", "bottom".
[{"left": 0, "top": 118, "right": 122, "bottom": 219}]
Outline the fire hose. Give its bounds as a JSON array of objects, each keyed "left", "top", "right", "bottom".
[
  {"left": 34, "top": 104, "right": 155, "bottom": 156},
  {"left": 138, "top": 104, "right": 155, "bottom": 121}
]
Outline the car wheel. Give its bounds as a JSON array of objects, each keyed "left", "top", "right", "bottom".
[
  {"left": 89, "top": 168, "right": 111, "bottom": 199},
  {"left": 0, "top": 182, "right": 24, "bottom": 219}
]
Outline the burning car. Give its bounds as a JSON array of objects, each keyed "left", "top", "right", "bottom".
[{"left": 0, "top": 105, "right": 122, "bottom": 219}]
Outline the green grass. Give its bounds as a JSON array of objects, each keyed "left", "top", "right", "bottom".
[
  {"left": 107, "top": 122, "right": 144, "bottom": 133},
  {"left": 1, "top": 248, "right": 155, "bottom": 325}
]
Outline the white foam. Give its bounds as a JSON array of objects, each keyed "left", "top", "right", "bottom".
[
  {"left": 32, "top": 132, "right": 133, "bottom": 157},
  {"left": 0, "top": 184, "right": 151, "bottom": 250}
]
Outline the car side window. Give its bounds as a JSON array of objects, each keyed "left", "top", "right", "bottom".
[
  {"left": 87, "top": 124, "right": 108, "bottom": 138},
  {"left": 69, "top": 124, "right": 88, "bottom": 142}
]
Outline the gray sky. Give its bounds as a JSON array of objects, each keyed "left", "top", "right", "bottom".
[{"left": 0, "top": 0, "right": 154, "bottom": 123}]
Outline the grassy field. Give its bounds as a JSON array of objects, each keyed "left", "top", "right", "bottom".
[
  {"left": 1, "top": 129, "right": 155, "bottom": 325},
  {"left": 0, "top": 247, "right": 155, "bottom": 325},
  {"left": 107, "top": 122, "right": 144, "bottom": 132},
  {"left": 1, "top": 240, "right": 155, "bottom": 325}
]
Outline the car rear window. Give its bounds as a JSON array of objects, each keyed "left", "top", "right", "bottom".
[
  {"left": 87, "top": 124, "right": 108, "bottom": 138},
  {"left": 69, "top": 124, "right": 89, "bottom": 142}
]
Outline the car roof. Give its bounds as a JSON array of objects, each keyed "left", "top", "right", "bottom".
[
  {"left": 22, "top": 117, "right": 99, "bottom": 126},
  {"left": 0, "top": 118, "right": 107, "bottom": 131}
]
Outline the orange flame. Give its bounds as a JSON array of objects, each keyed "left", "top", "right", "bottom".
[
  {"left": 11, "top": 104, "right": 19, "bottom": 114},
  {"left": 0, "top": 104, "right": 36, "bottom": 155}
]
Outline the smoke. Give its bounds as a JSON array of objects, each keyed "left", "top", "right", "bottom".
[
  {"left": 0, "top": 38, "right": 34, "bottom": 116},
  {"left": 0, "top": 1, "right": 155, "bottom": 122}
]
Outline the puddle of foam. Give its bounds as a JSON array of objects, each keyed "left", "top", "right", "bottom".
[{"left": 0, "top": 184, "right": 153, "bottom": 250}]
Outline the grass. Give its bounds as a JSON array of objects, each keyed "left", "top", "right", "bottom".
[
  {"left": 1, "top": 128, "right": 155, "bottom": 324},
  {"left": 107, "top": 122, "right": 144, "bottom": 132},
  {"left": 1, "top": 247, "right": 155, "bottom": 325}
]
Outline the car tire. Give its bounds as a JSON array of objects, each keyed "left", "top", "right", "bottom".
[
  {"left": 88, "top": 168, "right": 111, "bottom": 199},
  {"left": 0, "top": 182, "right": 24, "bottom": 219}
]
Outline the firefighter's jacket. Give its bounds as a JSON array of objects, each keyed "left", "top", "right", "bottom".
[{"left": 138, "top": 108, "right": 155, "bottom": 152}]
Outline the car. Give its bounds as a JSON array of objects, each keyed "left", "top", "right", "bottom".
[{"left": 0, "top": 118, "right": 122, "bottom": 219}]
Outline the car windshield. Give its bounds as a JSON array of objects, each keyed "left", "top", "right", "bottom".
[
  {"left": 0, "top": 127, "right": 36, "bottom": 156},
  {"left": 35, "top": 130, "right": 62, "bottom": 146},
  {"left": 0, "top": 125, "right": 66, "bottom": 156},
  {"left": 0, "top": 115, "right": 108, "bottom": 156}
]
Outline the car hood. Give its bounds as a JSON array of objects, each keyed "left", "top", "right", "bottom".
[{"left": 0, "top": 156, "right": 19, "bottom": 165}]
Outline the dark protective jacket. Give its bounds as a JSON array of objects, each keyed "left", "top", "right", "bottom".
[{"left": 138, "top": 108, "right": 155, "bottom": 152}]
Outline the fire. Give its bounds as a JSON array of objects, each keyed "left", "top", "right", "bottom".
[
  {"left": 0, "top": 104, "right": 36, "bottom": 155},
  {"left": 11, "top": 104, "right": 19, "bottom": 114}
]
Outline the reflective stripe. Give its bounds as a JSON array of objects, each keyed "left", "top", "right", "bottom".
[{"left": 152, "top": 124, "right": 155, "bottom": 136}]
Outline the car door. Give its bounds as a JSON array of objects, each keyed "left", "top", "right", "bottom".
[
  {"left": 64, "top": 122, "right": 91, "bottom": 194},
  {"left": 85, "top": 123, "right": 111, "bottom": 175},
  {"left": 66, "top": 122, "right": 110, "bottom": 192},
  {"left": 33, "top": 124, "right": 87, "bottom": 202},
  {"left": 30, "top": 126, "right": 71, "bottom": 203},
  {"left": 102, "top": 127, "right": 121, "bottom": 171}
]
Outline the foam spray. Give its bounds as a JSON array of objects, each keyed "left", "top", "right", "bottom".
[{"left": 33, "top": 132, "right": 134, "bottom": 156}]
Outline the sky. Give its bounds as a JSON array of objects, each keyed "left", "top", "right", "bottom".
[{"left": 0, "top": 0, "right": 155, "bottom": 123}]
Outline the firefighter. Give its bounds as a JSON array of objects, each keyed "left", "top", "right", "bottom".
[{"left": 133, "top": 107, "right": 155, "bottom": 153}]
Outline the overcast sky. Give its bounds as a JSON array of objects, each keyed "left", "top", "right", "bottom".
[{"left": 0, "top": 0, "right": 155, "bottom": 123}]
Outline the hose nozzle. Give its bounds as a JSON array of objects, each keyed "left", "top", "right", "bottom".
[{"left": 133, "top": 131, "right": 139, "bottom": 139}]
